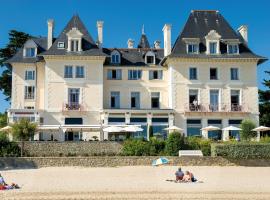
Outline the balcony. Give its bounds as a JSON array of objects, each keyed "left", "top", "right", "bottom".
[
  {"left": 185, "top": 103, "right": 250, "bottom": 113},
  {"left": 62, "top": 102, "right": 85, "bottom": 112},
  {"left": 24, "top": 93, "right": 35, "bottom": 100}
]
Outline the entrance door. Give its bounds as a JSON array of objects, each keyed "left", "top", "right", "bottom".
[{"left": 65, "top": 132, "right": 74, "bottom": 141}]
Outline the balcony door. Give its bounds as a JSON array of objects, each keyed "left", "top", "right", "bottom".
[
  {"left": 210, "top": 90, "right": 219, "bottom": 111},
  {"left": 231, "top": 90, "right": 240, "bottom": 111},
  {"left": 68, "top": 88, "right": 80, "bottom": 109}
]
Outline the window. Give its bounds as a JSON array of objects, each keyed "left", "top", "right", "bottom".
[
  {"left": 110, "top": 91, "right": 120, "bottom": 108},
  {"left": 128, "top": 70, "right": 142, "bottom": 80},
  {"left": 149, "top": 70, "right": 163, "bottom": 80},
  {"left": 208, "top": 119, "right": 222, "bottom": 140},
  {"left": 111, "top": 54, "right": 120, "bottom": 64},
  {"left": 231, "top": 90, "right": 241, "bottom": 111},
  {"left": 151, "top": 92, "right": 160, "bottom": 108},
  {"left": 189, "top": 89, "right": 199, "bottom": 111},
  {"left": 68, "top": 88, "right": 80, "bottom": 110},
  {"left": 24, "top": 106, "right": 34, "bottom": 109},
  {"left": 25, "top": 48, "right": 36, "bottom": 57},
  {"left": 209, "top": 42, "right": 217, "bottom": 54},
  {"left": 230, "top": 68, "right": 239, "bottom": 80},
  {"left": 187, "top": 119, "right": 201, "bottom": 137},
  {"left": 229, "top": 119, "right": 242, "bottom": 138},
  {"left": 146, "top": 56, "right": 154, "bottom": 64},
  {"left": 24, "top": 86, "right": 35, "bottom": 99},
  {"left": 189, "top": 68, "right": 197, "bottom": 80},
  {"left": 187, "top": 44, "right": 199, "bottom": 54},
  {"left": 76, "top": 66, "right": 85, "bottom": 78},
  {"left": 25, "top": 70, "right": 35, "bottom": 80},
  {"left": 71, "top": 40, "right": 79, "bottom": 52},
  {"left": 57, "top": 42, "right": 65, "bottom": 49},
  {"left": 107, "top": 69, "right": 122, "bottom": 80},
  {"left": 210, "top": 68, "right": 218, "bottom": 80},
  {"left": 64, "top": 66, "right": 73, "bottom": 78},
  {"left": 228, "top": 44, "right": 239, "bottom": 54},
  {"left": 210, "top": 89, "right": 219, "bottom": 111},
  {"left": 131, "top": 92, "right": 140, "bottom": 109}
]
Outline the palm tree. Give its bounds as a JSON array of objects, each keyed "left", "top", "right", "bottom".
[{"left": 11, "top": 118, "right": 37, "bottom": 156}]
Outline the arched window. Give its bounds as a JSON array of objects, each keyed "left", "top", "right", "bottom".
[
  {"left": 145, "top": 51, "right": 155, "bottom": 65},
  {"left": 111, "top": 50, "right": 121, "bottom": 64}
]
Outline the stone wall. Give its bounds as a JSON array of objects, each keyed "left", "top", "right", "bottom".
[
  {"left": 21, "top": 141, "right": 123, "bottom": 157},
  {"left": 1, "top": 156, "right": 270, "bottom": 169}
]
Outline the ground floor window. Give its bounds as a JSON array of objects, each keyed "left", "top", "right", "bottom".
[
  {"left": 229, "top": 119, "right": 242, "bottom": 138},
  {"left": 151, "top": 125, "right": 168, "bottom": 139},
  {"left": 187, "top": 119, "right": 201, "bottom": 137},
  {"left": 208, "top": 119, "right": 222, "bottom": 140},
  {"left": 65, "top": 132, "right": 82, "bottom": 141},
  {"left": 132, "top": 125, "right": 147, "bottom": 139}
]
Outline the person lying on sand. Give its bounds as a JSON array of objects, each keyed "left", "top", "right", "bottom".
[
  {"left": 175, "top": 167, "right": 184, "bottom": 182},
  {"left": 0, "top": 173, "right": 20, "bottom": 190},
  {"left": 182, "top": 171, "right": 197, "bottom": 182}
]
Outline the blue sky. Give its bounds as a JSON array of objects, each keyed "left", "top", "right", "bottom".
[{"left": 0, "top": 0, "right": 269, "bottom": 112}]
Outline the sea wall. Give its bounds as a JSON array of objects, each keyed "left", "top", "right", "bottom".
[{"left": 1, "top": 156, "right": 270, "bottom": 169}]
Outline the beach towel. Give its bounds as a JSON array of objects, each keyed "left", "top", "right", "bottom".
[{"left": 166, "top": 179, "right": 204, "bottom": 183}]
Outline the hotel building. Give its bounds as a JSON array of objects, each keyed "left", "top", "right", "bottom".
[{"left": 6, "top": 10, "right": 266, "bottom": 141}]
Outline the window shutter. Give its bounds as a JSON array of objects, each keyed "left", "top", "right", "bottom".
[
  {"left": 158, "top": 70, "right": 163, "bottom": 79},
  {"left": 33, "top": 71, "right": 35, "bottom": 80},
  {"left": 117, "top": 69, "right": 122, "bottom": 80},
  {"left": 149, "top": 71, "right": 153, "bottom": 80},
  {"left": 107, "top": 70, "right": 112, "bottom": 79},
  {"left": 24, "top": 86, "right": 27, "bottom": 98},
  {"left": 25, "top": 71, "right": 28, "bottom": 80}
]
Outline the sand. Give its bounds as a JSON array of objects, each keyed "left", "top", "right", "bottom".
[{"left": 1, "top": 166, "right": 270, "bottom": 199}]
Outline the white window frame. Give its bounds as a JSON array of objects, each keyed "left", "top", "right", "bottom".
[
  {"left": 189, "top": 67, "right": 198, "bottom": 80},
  {"left": 25, "top": 70, "right": 35, "bottom": 80},
  {"left": 210, "top": 67, "right": 218, "bottom": 80},
  {"left": 57, "top": 42, "right": 65, "bottom": 49},
  {"left": 186, "top": 43, "right": 199, "bottom": 54},
  {"left": 230, "top": 67, "right": 239, "bottom": 80},
  {"left": 227, "top": 44, "right": 239, "bottom": 55},
  {"left": 111, "top": 50, "right": 121, "bottom": 64},
  {"left": 24, "top": 47, "right": 37, "bottom": 57},
  {"left": 24, "top": 85, "right": 35, "bottom": 100},
  {"left": 128, "top": 70, "right": 142, "bottom": 80},
  {"left": 75, "top": 66, "right": 85, "bottom": 78},
  {"left": 145, "top": 51, "right": 155, "bottom": 65},
  {"left": 64, "top": 66, "right": 73, "bottom": 78}
]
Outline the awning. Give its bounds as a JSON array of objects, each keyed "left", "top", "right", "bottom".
[
  {"left": 37, "top": 125, "right": 61, "bottom": 131},
  {"left": 61, "top": 125, "right": 101, "bottom": 132}
]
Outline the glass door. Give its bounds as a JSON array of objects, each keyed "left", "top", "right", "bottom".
[{"left": 210, "top": 90, "right": 219, "bottom": 111}]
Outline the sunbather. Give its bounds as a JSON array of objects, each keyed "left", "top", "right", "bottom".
[
  {"left": 0, "top": 174, "right": 6, "bottom": 186},
  {"left": 183, "top": 171, "right": 197, "bottom": 182},
  {"left": 175, "top": 167, "right": 184, "bottom": 181}
]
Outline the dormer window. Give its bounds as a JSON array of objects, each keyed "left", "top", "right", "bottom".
[
  {"left": 66, "top": 27, "right": 83, "bottom": 52},
  {"left": 145, "top": 51, "right": 155, "bottom": 65},
  {"left": 209, "top": 42, "right": 217, "bottom": 54},
  {"left": 111, "top": 50, "right": 121, "bottom": 64},
  {"left": 57, "top": 42, "right": 65, "bottom": 49},
  {"left": 205, "top": 30, "right": 221, "bottom": 55},
  {"left": 228, "top": 44, "right": 239, "bottom": 54},
  {"left": 187, "top": 43, "right": 199, "bottom": 54},
  {"left": 25, "top": 48, "right": 36, "bottom": 57}
]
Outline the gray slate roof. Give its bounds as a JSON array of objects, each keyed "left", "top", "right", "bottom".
[
  {"left": 6, "top": 37, "right": 48, "bottom": 63},
  {"left": 103, "top": 48, "right": 164, "bottom": 66},
  {"left": 169, "top": 10, "right": 266, "bottom": 63},
  {"left": 137, "top": 34, "right": 150, "bottom": 49},
  {"left": 40, "top": 15, "right": 105, "bottom": 56}
]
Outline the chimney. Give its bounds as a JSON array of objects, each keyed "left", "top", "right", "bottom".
[
  {"left": 97, "top": 21, "right": 104, "bottom": 47},
  {"left": 238, "top": 25, "right": 248, "bottom": 44},
  {"left": 47, "top": 19, "right": 54, "bottom": 50},
  {"left": 127, "top": 39, "right": 134, "bottom": 48},
  {"left": 154, "top": 40, "right": 161, "bottom": 49},
  {"left": 162, "top": 24, "right": 172, "bottom": 56}
]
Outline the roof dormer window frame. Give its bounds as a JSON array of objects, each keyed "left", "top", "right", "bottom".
[
  {"left": 145, "top": 51, "right": 155, "bottom": 65},
  {"left": 205, "top": 30, "right": 221, "bottom": 55},
  {"left": 110, "top": 50, "right": 121, "bottom": 64},
  {"left": 66, "top": 27, "right": 83, "bottom": 52},
  {"left": 183, "top": 38, "right": 200, "bottom": 54},
  {"left": 227, "top": 43, "right": 239, "bottom": 55},
  {"left": 23, "top": 40, "right": 38, "bottom": 58}
]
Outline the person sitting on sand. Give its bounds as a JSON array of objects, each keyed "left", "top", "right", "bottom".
[
  {"left": 0, "top": 173, "right": 6, "bottom": 186},
  {"left": 175, "top": 167, "right": 184, "bottom": 181},
  {"left": 183, "top": 171, "right": 197, "bottom": 182}
]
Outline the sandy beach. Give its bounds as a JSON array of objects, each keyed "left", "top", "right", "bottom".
[{"left": 1, "top": 166, "right": 270, "bottom": 199}]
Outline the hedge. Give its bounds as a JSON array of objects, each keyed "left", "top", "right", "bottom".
[{"left": 211, "top": 143, "right": 270, "bottom": 159}]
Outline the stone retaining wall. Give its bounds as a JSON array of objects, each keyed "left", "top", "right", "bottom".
[
  {"left": 21, "top": 141, "right": 123, "bottom": 156},
  {"left": 1, "top": 156, "right": 270, "bottom": 169}
]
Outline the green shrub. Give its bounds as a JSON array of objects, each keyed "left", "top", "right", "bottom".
[
  {"left": 121, "top": 139, "right": 150, "bottom": 156},
  {"left": 165, "top": 132, "right": 185, "bottom": 156},
  {"left": 211, "top": 143, "right": 270, "bottom": 159},
  {"left": 184, "top": 137, "right": 212, "bottom": 156},
  {"left": 240, "top": 119, "right": 256, "bottom": 140},
  {"left": 0, "top": 132, "right": 20, "bottom": 157},
  {"left": 260, "top": 136, "right": 270, "bottom": 143},
  {"left": 148, "top": 137, "right": 166, "bottom": 156}
]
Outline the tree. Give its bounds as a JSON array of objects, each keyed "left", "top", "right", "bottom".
[
  {"left": 0, "top": 30, "right": 31, "bottom": 100},
  {"left": 240, "top": 119, "right": 256, "bottom": 141},
  {"left": 11, "top": 118, "right": 37, "bottom": 156},
  {"left": 259, "top": 71, "right": 270, "bottom": 127},
  {"left": 165, "top": 132, "right": 185, "bottom": 156},
  {"left": 0, "top": 112, "right": 7, "bottom": 128}
]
